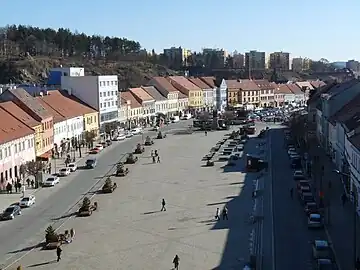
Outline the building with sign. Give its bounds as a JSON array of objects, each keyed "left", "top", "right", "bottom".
[{"left": 48, "top": 67, "right": 85, "bottom": 85}]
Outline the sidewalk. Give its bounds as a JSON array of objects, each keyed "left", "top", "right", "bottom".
[
  {"left": 50, "top": 145, "right": 90, "bottom": 174},
  {"left": 308, "top": 142, "right": 359, "bottom": 270}
]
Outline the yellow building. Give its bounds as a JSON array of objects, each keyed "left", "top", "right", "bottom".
[
  {"left": 33, "top": 125, "right": 43, "bottom": 154},
  {"left": 167, "top": 76, "right": 204, "bottom": 108},
  {"left": 84, "top": 112, "right": 99, "bottom": 137}
]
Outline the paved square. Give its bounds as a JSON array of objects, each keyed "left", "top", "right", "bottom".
[{"left": 11, "top": 129, "right": 257, "bottom": 270}]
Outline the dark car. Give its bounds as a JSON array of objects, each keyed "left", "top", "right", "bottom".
[
  {"left": 304, "top": 202, "right": 319, "bottom": 215},
  {"left": 300, "top": 192, "right": 315, "bottom": 205},
  {"left": 85, "top": 158, "right": 97, "bottom": 169},
  {"left": 1, "top": 205, "right": 22, "bottom": 220},
  {"left": 106, "top": 139, "right": 112, "bottom": 146}
]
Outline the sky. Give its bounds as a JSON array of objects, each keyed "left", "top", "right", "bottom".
[{"left": 0, "top": 0, "right": 359, "bottom": 62}]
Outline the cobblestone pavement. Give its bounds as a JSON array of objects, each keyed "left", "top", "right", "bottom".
[{"left": 10, "top": 129, "right": 258, "bottom": 270}]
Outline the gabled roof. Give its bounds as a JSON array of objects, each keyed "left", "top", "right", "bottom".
[
  {"left": 254, "top": 79, "right": 275, "bottom": 90},
  {"left": 6, "top": 88, "right": 51, "bottom": 120},
  {"left": 287, "top": 83, "right": 303, "bottom": 94},
  {"left": 188, "top": 77, "right": 212, "bottom": 89},
  {"left": 343, "top": 112, "right": 360, "bottom": 132},
  {"left": 330, "top": 92, "right": 360, "bottom": 125},
  {"left": 129, "top": 87, "right": 155, "bottom": 103},
  {"left": 149, "top": 77, "right": 179, "bottom": 93},
  {"left": 199, "top": 77, "right": 216, "bottom": 88},
  {"left": 226, "top": 80, "right": 242, "bottom": 89},
  {"left": 178, "top": 91, "right": 188, "bottom": 99},
  {"left": 141, "top": 86, "right": 167, "bottom": 101},
  {"left": 238, "top": 79, "right": 261, "bottom": 91},
  {"left": 35, "top": 98, "right": 66, "bottom": 124},
  {"left": 0, "top": 107, "right": 35, "bottom": 145},
  {"left": 168, "top": 76, "right": 202, "bottom": 91},
  {"left": 296, "top": 81, "right": 314, "bottom": 90},
  {"left": 323, "top": 79, "right": 359, "bottom": 98},
  {"left": 38, "top": 90, "right": 96, "bottom": 118},
  {"left": 121, "top": 91, "right": 142, "bottom": 108},
  {"left": 0, "top": 101, "right": 40, "bottom": 127},
  {"left": 276, "top": 84, "right": 293, "bottom": 94}
]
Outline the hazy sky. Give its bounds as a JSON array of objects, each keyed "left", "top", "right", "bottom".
[{"left": 1, "top": 0, "right": 358, "bottom": 61}]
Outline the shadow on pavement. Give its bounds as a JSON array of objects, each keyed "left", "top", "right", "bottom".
[
  {"left": 142, "top": 210, "right": 161, "bottom": 215},
  {"left": 8, "top": 242, "right": 44, "bottom": 254},
  {"left": 210, "top": 136, "right": 264, "bottom": 269},
  {"left": 51, "top": 211, "right": 77, "bottom": 221},
  {"left": 28, "top": 260, "right": 57, "bottom": 267}
]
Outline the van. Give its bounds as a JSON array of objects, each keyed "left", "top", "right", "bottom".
[{"left": 85, "top": 158, "right": 97, "bottom": 169}]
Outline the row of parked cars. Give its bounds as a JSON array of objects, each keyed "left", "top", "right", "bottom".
[
  {"left": 285, "top": 129, "right": 336, "bottom": 269},
  {"left": 0, "top": 194, "right": 37, "bottom": 221}
]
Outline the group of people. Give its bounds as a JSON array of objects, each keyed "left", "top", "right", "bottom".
[
  {"left": 56, "top": 228, "right": 76, "bottom": 262},
  {"left": 151, "top": 150, "right": 161, "bottom": 163},
  {"left": 215, "top": 207, "right": 229, "bottom": 220}
]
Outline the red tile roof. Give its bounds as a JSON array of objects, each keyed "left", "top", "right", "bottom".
[
  {"left": 121, "top": 91, "right": 142, "bottom": 108},
  {"left": 38, "top": 90, "right": 97, "bottom": 118},
  {"left": 188, "top": 77, "right": 212, "bottom": 89},
  {"left": 149, "top": 77, "right": 179, "bottom": 93},
  {"left": 254, "top": 79, "right": 275, "bottom": 90},
  {"left": 226, "top": 80, "right": 242, "bottom": 89},
  {"left": 310, "top": 80, "right": 326, "bottom": 89},
  {"left": 238, "top": 79, "right": 261, "bottom": 91},
  {"left": 0, "top": 101, "right": 40, "bottom": 127},
  {"left": 168, "top": 76, "right": 202, "bottom": 91},
  {"left": 199, "top": 77, "right": 216, "bottom": 88},
  {"left": 35, "top": 98, "right": 66, "bottom": 124},
  {"left": 287, "top": 83, "right": 303, "bottom": 94},
  {"left": 178, "top": 91, "right": 188, "bottom": 99},
  {"left": 277, "top": 84, "right": 293, "bottom": 94},
  {"left": 0, "top": 107, "right": 35, "bottom": 145},
  {"left": 129, "top": 87, "right": 154, "bottom": 102}
]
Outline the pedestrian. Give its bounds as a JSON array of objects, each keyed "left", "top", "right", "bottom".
[
  {"left": 56, "top": 246, "right": 62, "bottom": 262},
  {"left": 151, "top": 150, "right": 154, "bottom": 157},
  {"left": 173, "top": 254, "right": 179, "bottom": 270},
  {"left": 152, "top": 155, "right": 156, "bottom": 163},
  {"left": 205, "top": 130, "right": 208, "bottom": 136},
  {"left": 70, "top": 228, "right": 75, "bottom": 240},
  {"left": 26, "top": 178, "right": 30, "bottom": 187},
  {"left": 161, "top": 198, "right": 166, "bottom": 211},
  {"left": 222, "top": 207, "right": 228, "bottom": 220},
  {"left": 157, "top": 156, "right": 161, "bottom": 163},
  {"left": 215, "top": 208, "right": 220, "bottom": 220},
  {"left": 290, "top": 188, "right": 293, "bottom": 199},
  {"left": 155, "top": 150, "right": 158, "bottom": 157},
  {"left": 30, "top": 179, "right": 35, "bottom": 188}
]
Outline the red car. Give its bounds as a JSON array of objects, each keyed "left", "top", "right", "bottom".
[{"left": 89, "top": 147, "right": 100, "bottom": 154}]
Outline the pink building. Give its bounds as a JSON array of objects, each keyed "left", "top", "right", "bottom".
[{"left": 0, "top": 107, "right": 36, "bottom": 189}]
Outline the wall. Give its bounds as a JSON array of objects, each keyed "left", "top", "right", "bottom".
[
  {"left": 98, "top": 76, "right": 119, "bottom": 124},
  {"left": 40, "top": 117, "right": 54, "bottom": 156},
  {"left": 328, "top": 121, "right": 337, "bottom": 161},
  {"left": 345, "top": 136, "right": 360, "bottom": 211},
  {"left": 84, "top": 112, "right": 99, "bottom": 135},
  {"left": 335, "top": 122, "right": 346, "bottom": 170},
  {"left": 203, "top": 89, "right": 214, "bottom": 108},
  {"left": 155, "top": 100, "right": 168, "bottom": 114},
  {"left": 284, "top": 93, "right": 295, "bottom": 103},
  {"left": 178, "top": 98, "right": 189, "bottom": 112},
  {"left": 33, "top": 125, "right": 43, "bottom": 155},
  {"left": 0, "top": 134, "right": 36, "bottom": 187},
  {"left": 142, "top": 101, "right": 156, "bottom": 117},
  {"left": 167, "top": 92, "right": 179, "bottom": 114},
  {"left": 53, "top": 120, "right": 68, "bottom": 146},
  {"left": 67, "top": 116, "right": 84, "bottom": 140}
]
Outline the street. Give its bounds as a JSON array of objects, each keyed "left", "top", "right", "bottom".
[
  {"left": 2, "top": 123, "right": 263, "bottom": 269},
  {"left": 0, "top": 121, "right": 191, "bottom": 268},
  {"left": 270, "top": 128, "right": 328, "bottom": 270}
]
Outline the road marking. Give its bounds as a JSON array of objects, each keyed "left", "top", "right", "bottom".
[
  {"left": 2, "top": 153, "right": 128, "bottom": 270},
  {"left": 268, "top": 130, "right": 276, "bottom": 270}
]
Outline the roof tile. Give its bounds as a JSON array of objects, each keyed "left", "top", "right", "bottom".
[
  {"left": 188, "top": 77, "right": 212, "bottom": 89},
  {"left": 254, "top": 79, "right": 275, "bottom": 90},
  {"left": 276, "top": 84, "right": 293, "bottom": 94},
  {"left": 121, "top": 91, "right": 142, "bottom": 108},
  {"left": 129, "top": 87, "right": 155, "bottom": 103},
  {"left": 149, "top": 77, "right": 178, "bottom": 93},
  {"left": 226, "top": 80, "right": 242, "bottom": 89},
  {"left": 287, "top": 83, "right": 303, "bottom": 94},
  {"left": 141, "top": 86, "right": 167, "bottom": 101},
  {"left": 199, "top": 77, "right": 216, "bottom": 88},
  {"left": 168, "top": 76, "right": 202, "bottom": 91},
  {"left": 0, "top": 101, "right": 40, "bottom": 127},
  {"left": 0, "top": 107, "right": 35, "bottom": 145},
  {"left": 238, "top": 79, "right": 261, "bottom": 91}
]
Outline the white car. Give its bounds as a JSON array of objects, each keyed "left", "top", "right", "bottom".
[
  {"left": 293, "top": 170, "right": 305, "bottom": 179},
  {"left": 43, "top": 176, "right": 60, "bottom": 187},
  {"left": 308, "top": 213, "right": 323, "bottom": 228},
  {"left": 95, "top": 144, "right": 104, "bottom": 151},
  {"left": 68, "top": 163, "right": 77, "bottom": 172},
  {"left": 125, "top": 131, "right": 133, "bottom": 138},
  {"left": 19, "top": 195, "right": 36, "bottom": 208},
  {"left": 131, "top": 128, "right": 142, "bottom": 135},
  {"left": 116, "top": 134, "right": 126, "bottom": 141},
  {"left": 58, "top": 167, "right": 71, "bottom": 176},
  {"left": 288, "top": 148, "right": 296, "bottom": 155}
]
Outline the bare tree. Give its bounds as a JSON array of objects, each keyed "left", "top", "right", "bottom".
[
  {"left": 84, "top": 131, "right": 96, "bottom": 149},
  {"left": 25, "top": 160, "right": 45, "bottom": 188}
]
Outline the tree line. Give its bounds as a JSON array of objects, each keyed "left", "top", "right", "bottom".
[{"left": 0, "top": 25, "right": 142, "bottom": 59}]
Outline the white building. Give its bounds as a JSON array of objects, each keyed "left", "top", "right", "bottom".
[
  {"left": 0, "top": 108, "right": 36, "bottom": 188},
  {"left": 61, "top": 75, "right": 119, "bottom": 129},
  {"left": 142, "top": 86, "right": 168, "bottom": 115}
]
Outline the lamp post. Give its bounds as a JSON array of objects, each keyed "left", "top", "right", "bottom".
[{"left": 334, "top": 169, "right": 357, "bottom": 269}]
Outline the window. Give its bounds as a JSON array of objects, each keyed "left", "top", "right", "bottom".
[
  {"left": 103, "top": 92, "right": 106, "bottom": 97},
  {"left": 107, "top": 81, "right": 110, "bottom": 86},
  {"left": 22, "top": 141, "right": 25, "bottom": 150},
  {"left": 104, "top": 103, "right": 106, "bottom": 108},
  {"left": 8, "top": 146, "right": 11, "bottom": 155},
  {"left": 112, "top": 101, "right": 114, "bottom": 106},
  {"left": 28, "top": 140, "right": 31, "bottom": 148},
  {"left": 15, "top": 144, "right": 18, "bottom": 153},
  {"left": 108, "top": 102, "right": 110, "bottom": 107},
  {"left": 115, "top": 81, "right": 118, "bottom": 86},
  {"left": 107, "top": 91, "right": 110, "bottom": 96},
  {"left": 0, "top": 149, "right": 2, "bottom": 160},
  {"left": 100, "top": 92, "right": 102, "bottom": 97},
  {"left": 100, "top": 103, "right": 103, "bottom": 108}
]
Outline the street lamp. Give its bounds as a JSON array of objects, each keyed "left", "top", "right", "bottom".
[{"left": 333, "top": 169, "right": 357, "bottom": 269}]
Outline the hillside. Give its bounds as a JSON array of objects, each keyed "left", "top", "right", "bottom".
[{"left": 0, "top": 56, "right": 178, "bottom": 88}]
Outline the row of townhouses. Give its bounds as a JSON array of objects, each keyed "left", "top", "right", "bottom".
[{"left": 309, "top": 79, "right": 360, "bottom": 211}]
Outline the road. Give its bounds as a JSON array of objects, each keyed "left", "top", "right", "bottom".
[
  {"left": 0, "top": 121, "right": 191, "bottom": 268},
  {"left": 270, "top": 128, "right": 328, "bottom": 270}
]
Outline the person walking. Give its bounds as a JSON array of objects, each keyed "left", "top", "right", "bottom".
[
  {"left": 157, "top": 156, "right": 161, "bottom": 163},
  {"left": 215, "top": 208, "right": 220, "bottom": 220},
  {"left": 222, "top": 207, "right": 228, "bottom": 220},
  {"left": 56, "top": 246, "right": 62, "bottom": 262},
  {"left": 70, "top": 228, "right": 75, "bottom": 240},
  {"left": 152, "top": 155, "right": 156, "bottom": 163},
  {"left": 173, "top": 255, "right": 179, "bottom": 270},
  {"left": 161, "top": 198, "right": 166, "bottom": 211},
  {"left": 205, "top": 130, "right": 208, "bottom": 136}
]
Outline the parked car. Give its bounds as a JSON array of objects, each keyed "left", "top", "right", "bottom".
[
  {"left": 68, "top": 163, "right": 77, "bottom": 172},
  {"left": 89, "top": 147, "right": 101, "bottom": 154},
  {"left": 1, "top": 205, "right": 21, "bottom": 220},
  {"left": 58, "top": 167, "right": 71, "bottom": 176},
  {"left": 19, "top": 195, "right": 36, "bottom": 208},
  {"left": 312, "top": 240, "right": 332, "bottom": 260},
  {"left": 106, "top": 139, "right": 112, "bottom": 146},
  {"left": 95, "top": 144, "right": 104, "bottom": 151},
  {"left": 43, "top": 176, "right": 60, "bottom": 187},
  {"left": 85, "top": 158, "right": 97, "bottom": 169},
  {"left": 293, "top": 170, "right": 306, "bottom": 180},
  {"left": 300, "top": 192, "right": 315, "bottom": 204},
  {"left": 304, "top": 202, "right": 319, "bottom": 215},
  {"left": 125, "top": 131, "right": 133, "bottom": 138},
  {"left": 308, "top": 213, "right": 324, "bottom": 228},
  {"left": 315, "top": 259, "right": 335, "bottom": 270},
  {"left": 116, "top": 134, "right": 126, "bottom": 141},
  {"left": 298, "top": 184, "right": 311, "bottom": 194},
  {"left": 131, "top": 128, "right": 142, "bottom": 135}
]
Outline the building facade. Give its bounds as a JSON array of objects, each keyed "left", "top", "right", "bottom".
[
  {"left": 121, "top": 91, "right": 144, "bottom": 127},
  {"left": 178, "top": 92, "right": 189, "bottom": 113},
  {"left": 188, "top": 77, "right": 214, "bottom": 110},
  {"left": 142, "top": 86, "right": 168, "bottom": 116},
  {"left": 61, "top": 75, "right": 119, "bottom": 129},
  {"left": 238, "top": 79, "right": 261, "bottom": 108},
  {"left": 226, "top": 80, "right": 242, "bottom": 107},
  {"left": 129, "top": 88, "right": 156, "bottom": 124},
  {"left": 254, "top": 80, "right": 275, "bottom": 107},
  {"left": 269, "top": 52, "right": 290, "bottom": 71},
  {"left": 48, "top": 67, "right": 85, "bottom": 85},
  {"left": 245, "top": 51, "right": 266, "bottom": 71},
  {"left": 168, "top": 76, "right": 203, "bottom": 109}
]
